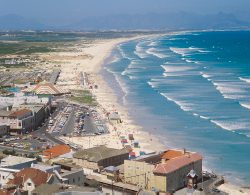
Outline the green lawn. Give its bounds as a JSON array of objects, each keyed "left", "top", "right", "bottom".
[{"left": 70, "top": 90, "right": 97, "bottom": 106}]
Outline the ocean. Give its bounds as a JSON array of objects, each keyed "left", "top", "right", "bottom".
[{"left": 103, "top": 30, "right": 250, "bottom": 185}]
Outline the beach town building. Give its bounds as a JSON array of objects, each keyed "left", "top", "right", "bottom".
[
  {"left": 7, "top": 168, "right": 60, "bottom": 195},
  {"left": 0, "top": 93, "right": 51, "bottom": 133},
  {"left": 23, "top": 81, "right": 69, "bottom": 95},
  {"left": 0, "top": 109, "right": 35, "bottom": 134},
  {"left": 72, "top": 146, "right": 129, "bottom": 172},
  {"left": 31, "top": 163, "right": 61, "bottom": 174},
  {"left": 0, "top": 92, "right": 51, "bottom": 107},
  {"left": 0, "top": 156, "right": 37, "bottom": 170},
  {"left": 124, "top": 150, "right": 202, "bottom": 193}
]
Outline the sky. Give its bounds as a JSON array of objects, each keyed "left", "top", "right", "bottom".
[{"left": 0, "top": 0, "right": 250, "bottom": 25}]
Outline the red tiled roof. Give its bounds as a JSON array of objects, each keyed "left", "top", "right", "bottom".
[
  {"left": 153, "top": 153, "right": 202, "bottom": 175},
  {"left": 43, "top": 144, "right": 71, "bottom": 159},
  {"left": 161, "top": 150, "right": 185, "bottom": 160},
  {"left": 8, "top": 168, "right": 51, "bottom": 187},
  {"left": 9, "top": 109, "right": 32, "bottom": 118}
]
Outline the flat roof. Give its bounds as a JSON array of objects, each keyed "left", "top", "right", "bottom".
[{"left": 0, "top": 156, "right": 36, "bottom": 167}]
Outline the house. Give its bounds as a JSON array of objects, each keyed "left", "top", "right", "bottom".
[
  {"left": 7, "top": 168, "right": 60, "bottom": 195},
  {"left": 60, "top": 169, "right": 85, "bottom": 186},
  {"left": 124, "top": 150, "right": 202, "bottom": 193},
  {"left": 17, "top": 104, "right": 50, "bottom": 129},
  {"left": 31, "top": 163, "right": 61, "bottom": 174},
  {"left": 0, "top": 156, "right": 37, "bottom": 170},
  {"left": 153, "top": 152, "right": 202, "bottom": 193},
  {"left": 42, "top": 145, "right": 71, "bottom": 160},
  {"left": 0, "top": 109, "right": 35, "bottom": 134},
  {"left": 73, "top": 146, "right": 129, "bottom": 171}
]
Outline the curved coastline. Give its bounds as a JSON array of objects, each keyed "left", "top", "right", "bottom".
[{"left": 97, "top": 32, "right": 250, "bottom": 194}]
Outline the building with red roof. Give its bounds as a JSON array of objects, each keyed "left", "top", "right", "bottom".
[
  {"left": 124, "top": 150, "right": 202, "bottom": 193},
  {"left": 7, "top": 168, "right": 58, "bottom": 194},
  {"left": 42, "top": 145, "right": 71, "bottom": 159}
]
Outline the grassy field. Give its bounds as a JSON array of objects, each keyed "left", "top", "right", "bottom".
[{"left": 70, "top": 90, "right": 97, "bottom": 106}]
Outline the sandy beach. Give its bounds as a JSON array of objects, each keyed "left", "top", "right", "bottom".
[
  {"left": 48, "top": 35, "right": 166, "bottom": 155},
  {"left": 41, "top": 35, "right": 250, "bottom": 194}
]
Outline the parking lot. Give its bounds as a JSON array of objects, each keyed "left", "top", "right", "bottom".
[{"left": 48, "top": 103, "right": 108, "bottom": 137}]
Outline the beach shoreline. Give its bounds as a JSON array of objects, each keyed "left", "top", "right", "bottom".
[{"left": 54, "top": 33, "right": 250, "bottom": 194}]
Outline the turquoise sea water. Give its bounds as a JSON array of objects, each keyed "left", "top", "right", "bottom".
[{"left": 103, "top": 30, "right": 250, "bottom": 185}]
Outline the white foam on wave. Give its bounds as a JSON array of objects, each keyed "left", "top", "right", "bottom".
[
  {"left": 193, "top": 113, "right": 210, "bottom": 120},
  {"left": 146, "top": 48, "right": 168, "bottom": 59},
  {"left": 170, "top": 47, "right": 190, "bottom": 57},
  {"left": 200, "top": 72, "right": 212, "bottom": 79},
  {"left": 117, "top": 45, "right": 132, "bottom": 60},
  {"left": 160, "top": 93, "right": 193, "bottom": 112},
  {"left": 134, "top": 43, "right": 148, "bottom": 59},
  {"left": 147, "top": 81, "right": 156, "bottom": 88},
  {"left": 212, "top": 81, "right": 247, "bottom": 100},
  {"left": 170, "top": 46, "right": 209, "bottom": 57},
  {"left": 239, "top": 102, "right": 250, "bottom": 110},
  {"left": 121, "top": 60, "right": 145, "bottom": 76},
  {"left": 104, "top": 66, "right": 128, "bottom": 105},
  {"left": 182, "top": 58, "right": 200, "bottom": 64},
  {"left": 148, "top": 41, "right": 158, "bottom": 47},
  {"left": 211, "top": 120, "right": 249, "bottom": 131},
  {"left": 161, "top": 65, "right": 195, "bottom": 73},
  {"left": 239, "top": 77, "right": 250, "bottom": 84}
]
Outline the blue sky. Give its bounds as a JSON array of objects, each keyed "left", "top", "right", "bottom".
[{"left": 0, "top": 0, "right": 250, "bottom": 25}]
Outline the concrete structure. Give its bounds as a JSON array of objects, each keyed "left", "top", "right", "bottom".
[
  {"left": 31, "top": 163, "right": 61, "bottom": 174},
  {"left": 73, "top": 146, "right": 129, "bottom": 172},
  {"left": 0, "top": 124, "right": 9, "bottom": 136},
  {"left": 18, "top": 104, "right": 50, "bottom": 129},
  {"left": 0, "top": 156, "right": 37, "bottom": 170},
  {"left": 0, "top": 93, "right": 51, "bottom": 132},
  {"left": 0, "top": 109, "right": 35, "bottom": 134},
  {"left": 0, "top": 92, "right": 50, "bottom": 107},
  {"left": 23, "top": 81, "right": 69, "bottom": 95},
  {"left": 61, "top": 169, "right": 85, "bottom": 186},
  {"left": 124, "top": 150, "right": 203, "bottom": 193},
  {"left": 8, "top": 168, "right": 60, "bottom": 195}
]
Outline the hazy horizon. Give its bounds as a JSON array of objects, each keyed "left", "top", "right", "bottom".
[{"left": 0, "top": 0, "right": 250, "bottom": 30}]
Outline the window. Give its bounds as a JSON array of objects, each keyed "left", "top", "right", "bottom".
[
  {"left": 78, "top": 177, "right": 80, "bottom": 181},
  {"left": 73, "top": 178, "right": 75, "bottom": 183},
  {"left": 27, "top": 182, "right": 32, "bottom": 186}
]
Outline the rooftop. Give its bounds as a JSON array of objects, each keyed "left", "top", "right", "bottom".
[
  {"left": 8, "top": 168, "right": 51, "bottom": 186},
  {"left": 73, "top": 146, "right": 129, "bottom": 162},
  {"left": 9, "top": 108, "right": 32, "bottom": 118},
  {"left": 43, "top": 145, "right": 71, "bottom": 159},
  {"left": 32, "top": 184, "right": 99, "bottom": 195},
  {"left": 0, "top": 156, "right": 36, "bottom": 167},
  {"left": 153, "top": 153, "right": 202, "bottom": 175},
  {"left": 161, "top": 149, "right": 186, "bottom": 160}
]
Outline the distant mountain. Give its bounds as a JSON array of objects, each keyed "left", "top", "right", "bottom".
[
  {"left": 0, "top": 12, "right": 249, "bottom": 31},
  {"left": 68, "top": 12, "right": 250, "bottom": 30},
  {"left": 0, "top": 14, "right": 47, "bottom": 30}
]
